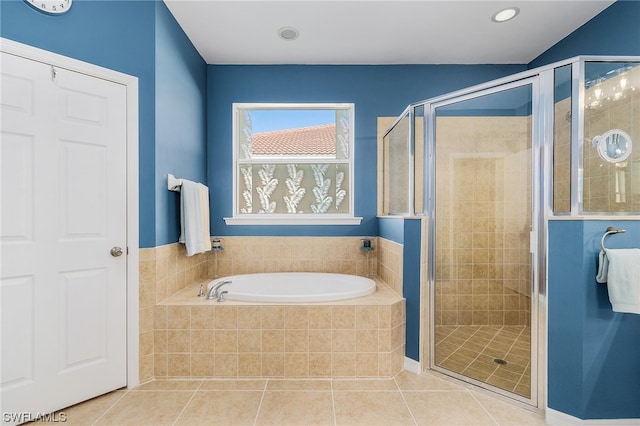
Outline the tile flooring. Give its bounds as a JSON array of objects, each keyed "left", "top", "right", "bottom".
[
  {"left": 33, "top": 370, "right": 548, "bottom": 425},
  {"left": 435, "top": 325, "right": 531, "bottom": 397}
]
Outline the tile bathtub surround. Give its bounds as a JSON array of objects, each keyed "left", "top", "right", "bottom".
[
  {"left": 209, "top": 236, "right": 377, "bottom": 277},
  {"left": 138, "top": 236, "right": 399, "bottom": 383},
  {"left": 36, "top": 372, "right": 548, "bottom": 426},
  {"left": 139, "top": 244, "right": 211, "bottom": 383},
  {"left": 376, "top": 237, "right": 403, "bottom": 296},
  {"left": 153, "top": 278, "right": 405, "bottom": 379}
]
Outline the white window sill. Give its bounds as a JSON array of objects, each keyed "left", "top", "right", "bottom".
[{"left": 224, "top": 215, "right": 363, "bottom": 226}]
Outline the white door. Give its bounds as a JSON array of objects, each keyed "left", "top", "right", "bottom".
[{"left": 1, "top": 52, "right": 128, "bottom": 423}]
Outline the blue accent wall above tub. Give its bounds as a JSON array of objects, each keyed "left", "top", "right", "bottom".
[
  {"left": 206, "top": 64, "right": 525, "bottom": 237},
  {"left": 548, "top": 220, "right": 640, "bottom": 420}
]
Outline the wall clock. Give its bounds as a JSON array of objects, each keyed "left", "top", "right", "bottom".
[{"left": 24, "top": 0, "right": 73, "bottom": 15}]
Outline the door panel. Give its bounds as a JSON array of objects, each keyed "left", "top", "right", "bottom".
[
  {"left": 60, "top": 268, "right": 108, "bottom": 370},
  {"left": 431, "top": 81, "right": 536, "bottom": 404},
  {"left": 0, "top": 276, "right": 35, "bottom": 388},
  {"left": 1, "top": 51, "right": 127, "bottom": 422}
]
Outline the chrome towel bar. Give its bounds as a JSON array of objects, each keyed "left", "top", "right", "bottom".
[{"left": 601, "top": 226, "right": 626, "bottom": 251}]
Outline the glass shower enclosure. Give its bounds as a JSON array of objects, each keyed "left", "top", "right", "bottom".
[{"left": 381, "top": 56, "right": 640, "bottom": 407}]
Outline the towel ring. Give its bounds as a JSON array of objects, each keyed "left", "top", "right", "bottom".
[{"left": 601, "top": 226, "right": 626, "bottom": 251}]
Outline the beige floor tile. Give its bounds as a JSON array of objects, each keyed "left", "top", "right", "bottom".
[
  {"left": 403, "top": 390, "right": 497, "bottom": 426},
  {"left": 266, "top": 379, "right": 331, "bottom": 391},
  {"left": 94, "top": 390, "right": 194, "bottom": 425},
  {"left": 471, "top": 391, "right": 548, "bottom": 426},
  {"left": 332, "top": 378, "right": 398, "bottom": 391},
  {"left": 134, "top": 379, "right": 203, "bottom": 391},
  {"left": 394, "top": 370, "right": 465, "bottom": 391},
  {"left": 174, "top": 390, "right": 263, "bottom": 425},
  {"left": 199, "top": 379, "right": 266, "bottom": 391},
  {"left": 31, "top": 390, "right": 127, "bottom": 426},
  {"left": 255, "top": 391, "right": 334, "bottom": 426},
  {"left": 333, "top": 390, "right": 415, "bottom": 425}
]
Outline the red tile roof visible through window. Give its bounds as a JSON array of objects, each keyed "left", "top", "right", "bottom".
[{"left": 252, "top": 124, "right": 336, "bottom": 156}]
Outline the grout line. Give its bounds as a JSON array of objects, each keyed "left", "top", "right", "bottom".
[
  {"left": 90, "top": 390, "right": 129, "bottom": 426},
  {"left": 468, "top": 388, "right": 501, "bottom": 426},
  {"left": 171, "top": 385, "right": 201, "bottom": 426},
  {"left": 330, "top": 379, "right": 337, "bottom": 426},
  {"left": 511, "top": 326, "right": 531, "bottom": 393},
  {"left": 252, "top": 379, "right": 269, "bottom": 426},
  {"left": 393, "top": 376, "right": 419, "bottom": 426}
]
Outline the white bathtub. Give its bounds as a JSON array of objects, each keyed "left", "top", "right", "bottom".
[{"left": 208, "top": 272, "right": 376, "bottom": 303}]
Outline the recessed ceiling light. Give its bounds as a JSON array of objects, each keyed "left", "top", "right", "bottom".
[
  {"left": 278, "top": 27, "right": 299, "bottom": 41},
  {"left": 491, "top": 7, "right": 520, "bottom": 23}
]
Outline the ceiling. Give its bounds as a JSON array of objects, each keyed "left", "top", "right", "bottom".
[{"left": 163, "top": 0, "right": 615, "bottom": 65}]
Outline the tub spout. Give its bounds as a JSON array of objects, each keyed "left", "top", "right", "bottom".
[{"left": 207, "top": 280, "right": 231, "bottom": 300}]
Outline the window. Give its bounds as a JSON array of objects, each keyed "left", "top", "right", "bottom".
[{"left": 225, "top": 103, "right": 361, "bottom": 225}]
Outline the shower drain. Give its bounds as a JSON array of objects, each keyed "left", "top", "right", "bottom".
[{"left": 493, "top": 358, "right": 508, "bottom": 365}]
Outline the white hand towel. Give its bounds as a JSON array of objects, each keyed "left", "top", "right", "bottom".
[
  {"left": 179, "top": 180, "right": 212, "bottom": 256},
  {"left": 603, "top": 248, "right": 640, "bottom": 314},
  {"left": 596, "top": 250, "right": 609, "bottom": 284}
]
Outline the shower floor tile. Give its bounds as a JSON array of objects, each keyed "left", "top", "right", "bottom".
[{"left": 435, "top": 325, "right": 531, "bottom": 397}]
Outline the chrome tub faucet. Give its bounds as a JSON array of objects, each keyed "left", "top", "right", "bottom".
[{"left": 206, "top": 280, "right": 231, "bottom": 301}]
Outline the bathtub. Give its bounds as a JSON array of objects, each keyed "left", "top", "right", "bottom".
[{"left": 208, "top": 272, "right": 375, "bottom": 303}]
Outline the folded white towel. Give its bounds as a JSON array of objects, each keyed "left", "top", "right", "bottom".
[
  {"left": 601, "top": 248, "right": 640, "bottom": 314},
  {"left": 178, "top": 180, "right": 212, "bottom": 256}
]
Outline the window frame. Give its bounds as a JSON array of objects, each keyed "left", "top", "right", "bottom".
[{"left": 225, "top": 102, "right": 362, "bottom": 225}]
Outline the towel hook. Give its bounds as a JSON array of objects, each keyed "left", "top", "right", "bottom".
[{"left": 601, "top": 226, "right": 626, "bottom": 252}]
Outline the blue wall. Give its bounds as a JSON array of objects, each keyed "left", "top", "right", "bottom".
[
  {"left": 1, "top": 0, "right": 206, "bottom": 247},
  {"left": 154, "top": 3, "right": 207, "bottom": 245},
  {"left": 207, "top": 64, "right": 525, "bottom": 237},
  {"left": 529, "top": 0, "right": 640, "bottom": 68},
  {"left": 402, "top": 219, "right": 422, "bottom": 361},
  {"left": 548, "top": 221, "right": 640, "bottom": 419},
  {"left": 378, "top": 217, "right": 422, "bottom": 361}
]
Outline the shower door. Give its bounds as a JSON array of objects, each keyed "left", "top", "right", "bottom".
[{"left": 430, "top": 79, "right": 538, "bottom": 404}]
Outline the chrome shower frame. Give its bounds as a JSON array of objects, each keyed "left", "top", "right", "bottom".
[{"left": 382, "top": 55, "right": 640, "bottom": 411}]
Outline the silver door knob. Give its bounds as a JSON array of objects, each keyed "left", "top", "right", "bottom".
[{"left": 110, "top": 246, "right": 123, "bottom": 257}]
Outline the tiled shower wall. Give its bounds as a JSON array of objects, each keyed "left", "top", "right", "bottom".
[
  {"left": 138, "top": 236, "right": 403, "bottom": 383},
  {"left": 553, "top": 97, "right": 571, "bottom": 212},
  {"left": 583, "top": 68, "right": 640, "bottom": 212},
  {"left": 553, "top": 67, "right": 640, "bottom": 213},
  {"left": 435, "top": 117, "right": 531, "bottom": 327}
]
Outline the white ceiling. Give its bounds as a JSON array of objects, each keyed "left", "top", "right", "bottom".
[{"left": 163, "top": 0, "right": 615, "bottom": 65}]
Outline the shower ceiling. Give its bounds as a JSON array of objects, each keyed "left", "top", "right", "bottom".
[{"left": 163, "top": 0, "right": 614, "bottom": 65}]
